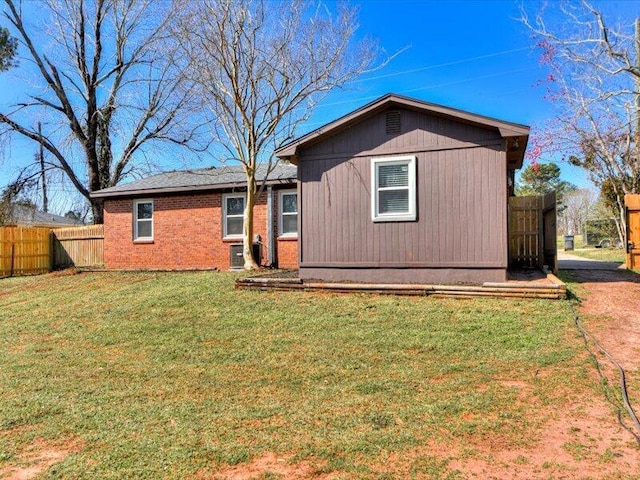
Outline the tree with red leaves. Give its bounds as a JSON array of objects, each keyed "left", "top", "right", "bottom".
[{"left": 522, "top": 1, "right": 640, "bottom": 244}]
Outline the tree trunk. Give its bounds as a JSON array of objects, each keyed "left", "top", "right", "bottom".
[
  {"left": 243, "top": 178, "right": 259, "bottom": 270},
  {"left": 616, "top": 198, "right": 626, "bottom": 246},
  {"left": 91, "top": 198, "right": 104, "bottom": 224}
]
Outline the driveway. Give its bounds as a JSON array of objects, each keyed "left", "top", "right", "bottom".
[{"left": 557, "top": 250, "right": 625, "bottom": 271}]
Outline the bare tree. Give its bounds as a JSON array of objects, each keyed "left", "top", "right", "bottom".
[
  {"left": 0, "top": 172, "right": 38, "bottom": 225},
  {"left": 559, "top": 187, "right": 596, "bottom": 235},
  {"left": 522, "top": 1, "right": 640, "bottom": 244},
  {"left": 173, "top": 0, "right": 381, "bottom": 269},
  {"left": 0, "top": 0, "right": 205, "bottom": 222}
]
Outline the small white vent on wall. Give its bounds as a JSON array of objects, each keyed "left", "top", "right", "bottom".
[{"left": 386, "top": 110, "right": 401, "bottom": 135}]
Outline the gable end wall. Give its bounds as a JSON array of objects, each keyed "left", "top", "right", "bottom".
[{"left": 297, "top": 108, "right": 508, "bottom": 283}]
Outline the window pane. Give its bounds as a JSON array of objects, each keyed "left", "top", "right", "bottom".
[
  {"left": 137, "top": 220, "right": 152, "bottom": 238},
  {"left": 378, "top": 164, "right": 409, "bottom": 188},
  {"left": 227, "top": 216, "right": 243, "bottom": 236},
  {"left": 226, "top": 197, "right": 245, "bottom": 215},
  {"left": 137, "top": 202, "right": 153, "bottom": 220},
  {"left": 281, "top": 214, "right": 297, "bottom": 234},
  {"left": 379, "top": 189, "right": 409, "bottom": 214},
  {"left": 282, "top": 193, "right": 297, "bottom": 213}
]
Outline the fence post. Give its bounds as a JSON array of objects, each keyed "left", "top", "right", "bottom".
[
  {"left": 49, "top": 230, "right": 55, "bottom": 272},
  {"left": 9, "top": 242, "right": 14, "bottom": 277}
]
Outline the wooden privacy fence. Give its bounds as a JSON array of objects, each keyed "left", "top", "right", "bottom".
[
  {"left": 0, "top": 225, "right": 104, "bottom": 277},
  {"left": 52, "top": 225, "right": 104, "bottom": 268},
  {"left": 508, "top": 193, "right": 557, "bottom": 273},
  {"left": 0, "top": 226, "right": 52, "bottom": 277}
]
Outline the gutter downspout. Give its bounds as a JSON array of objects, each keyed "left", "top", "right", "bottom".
[{"left": 267, "top": 185, "right": 275, "bottom": 267}]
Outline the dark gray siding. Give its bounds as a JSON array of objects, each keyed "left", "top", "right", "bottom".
[
  {"left": 297, "top": 108, "right": 508, "bottom": 280},
  {"left": 301, "top": 108, "right": 500, "bottom": 158}
]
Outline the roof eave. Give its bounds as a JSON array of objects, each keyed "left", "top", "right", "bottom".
[
  {"left": 275, "top": 93, "right": 531, "bottom": 162},
  {"left": 505, "top": 134, "right": 529, "bottom": 170},
  {"left": 91, "top": 177, "right": 296, "bottom": 199}
]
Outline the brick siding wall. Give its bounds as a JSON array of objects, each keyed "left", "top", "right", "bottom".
[
  {"left": 275, "top": 238, "right": 298, "bottom": 269},
  {"left": 103, "top": 188, "right": 298, "bottom": 271}
]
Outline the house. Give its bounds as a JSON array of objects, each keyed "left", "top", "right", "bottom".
[
  {"left": 91, "top": 164, "right": 298, "bottom": 270},
  {"left": 275, "top": 93, "right": 530, "bottom": 284},
  {"left": 2, "top": 203, "right": 83, "bottom": 228}
]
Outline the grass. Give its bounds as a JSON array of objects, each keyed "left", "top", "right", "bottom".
[
  {"left": 566, "top": 247, "right": 626, "bottom": 263},
  {"left": 557, "top": 233, "right": 626, "bottom": 263},
  {"left": 0, "top": 271, "right": 604, "bottom": 478}
]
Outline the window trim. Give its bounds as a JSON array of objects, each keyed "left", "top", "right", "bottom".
[
  {"left": 133, "top": 199, "right": 154, "bottom": 241},
  {"left": 278, "top": 189, "right": 298, "bottom": 238},
  {"left": 371, "top": 155, "right": 417, "bottom": 222},
  {"left": 223, "top": 193, "right": 246, "bottom": 239}
]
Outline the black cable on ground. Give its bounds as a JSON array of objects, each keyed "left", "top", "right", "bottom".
[{"left": 571, "top": 303, "right": 640, "bottom": 444}]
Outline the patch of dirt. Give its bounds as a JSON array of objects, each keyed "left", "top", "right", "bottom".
[
  {"left": 198, "top": 404, "right": 640, "bottom": 480},
  {"left": 0, "top": 437, "right": 82, "bottom": 480},
  {"left": 201, "top": 452, "right": 332, "bottom": 480},
  {"left": 46, "top": 268, "right": 80, "bottom": 278},
  {"left": 445, "top": 402, "right": 639, "bottom": 479},
  {"left": 571, "top": 269, "right": 640, "bottom": 371},
  {"left": 361, "top": 396, "right": 639, "bottom": 479}
]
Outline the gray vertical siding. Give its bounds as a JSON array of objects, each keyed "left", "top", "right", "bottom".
[
  {"left": 301, "top": 108, "right": 499, "bottom": 158},
  {"left": 298, "top": 108, "right": 507, "bottom": 271}
]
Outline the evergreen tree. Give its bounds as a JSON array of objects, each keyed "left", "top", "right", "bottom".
[{"left": 0, "top": 26, "right": 17, "bottom": 71}]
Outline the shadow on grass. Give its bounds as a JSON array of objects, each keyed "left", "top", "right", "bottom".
[{"left": 559, "top": 267, "right": 640, "bottom": 285}]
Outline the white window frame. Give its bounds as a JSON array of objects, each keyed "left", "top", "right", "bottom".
[
  {"left": 371, "top": 155, "right": 417, "bottom": 222},
  {"left": 133, "top": 199, "right": 154, "bottom": 241},
  {"left": 278, "top": 189, "right": 298, "bottom": 238},
  {"left": 223, "top": 193, "right": 246, "bottom": 239}
]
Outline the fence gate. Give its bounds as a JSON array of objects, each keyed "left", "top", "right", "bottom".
[
  {"left": 508, "top": 193, "right": 557, "bottom": 273},
  {"left": 626, "top": 194, "right": 640, "bottom": 270}
]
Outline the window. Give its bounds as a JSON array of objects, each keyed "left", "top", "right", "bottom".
[
  {"left": 223, "top": 193, "right": 245, "bottom": 238},
  {"left": 371, "top": 156, "right": 416, "bottom": 222},
  {"left": 134, "top": 199, "right": 153, "bottom": 241},
  {"left": 279, "top": 189, "right": 298, "bottom": 237}
]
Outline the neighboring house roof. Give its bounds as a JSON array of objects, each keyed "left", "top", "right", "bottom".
[
  {"left": 275, "top": 93, "right": 530, "bottom": 169},
  {"left": 6, "top": 204, "right": 82, "bottom": 228},
  {"left": 91, "top": 163, "right": 297, "bottom": 199}
]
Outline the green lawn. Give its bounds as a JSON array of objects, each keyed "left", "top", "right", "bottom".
[
  {"left": 0, "top": 272, "right": 615, "bottom": 478},
  {"left": 567, "top": 248, "right": 626, "bottom": 263},
  {"left": 557, "top": 234, "right": 626, "bottom": 263}
]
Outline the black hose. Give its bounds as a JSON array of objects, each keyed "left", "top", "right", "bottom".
[{"left": 571, "top": 303, "right": 640, "bottom": 444}]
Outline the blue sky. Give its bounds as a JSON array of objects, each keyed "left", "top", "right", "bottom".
[
  {"left": 299, "top": 0, "right": 639, "bottom": 190},
  {"left": 1, "top": 0, "right": 638, "bottom": 211}
]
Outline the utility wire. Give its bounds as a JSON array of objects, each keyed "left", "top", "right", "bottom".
[
  {"left": 402, "top": 66, "right": 537, "bottom": 94},
  {"left": 299, "top": 66, "right": 538, "bottom": 129},
  {"left": 315, "top": 66, "right": 538, "bottom": 110},
  {"left": 353, "top": 47, "right": 531, "bottom": 83}
]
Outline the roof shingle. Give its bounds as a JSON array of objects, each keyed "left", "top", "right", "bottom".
[{"left": 91, "top": 163, "right": 297, "bottom": 198}]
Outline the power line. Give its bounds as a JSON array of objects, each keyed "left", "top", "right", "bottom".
[
  {"left": 402, "top": 66, "right": 537, "bottom": 94},
  {"left": 299, "top": 66, "right": 539, "bottom": 129},
  {"left": 353, "top": 46, "right": 531, "bottom": 83}
]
